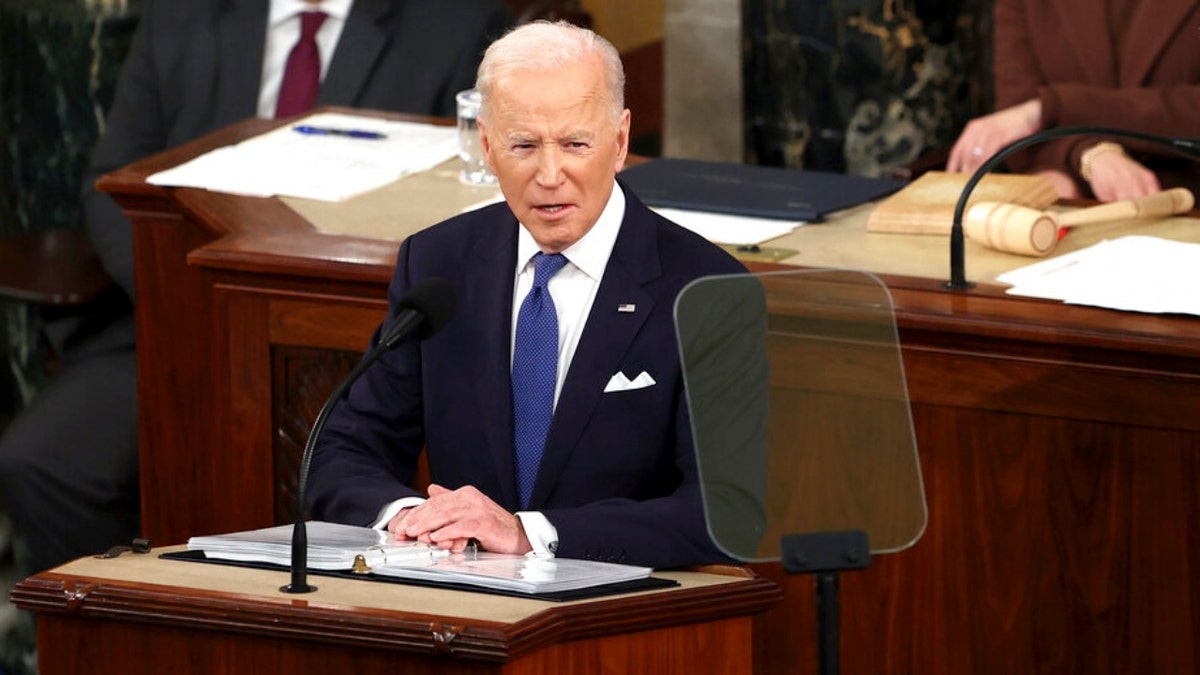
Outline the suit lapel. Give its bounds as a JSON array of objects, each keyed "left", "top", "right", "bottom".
[
  {"left": 212, "top": 0, "right": 267, "bottom": 126},
  {"left": 1120, "top": 0, "right": 1196, "bottom": 84},
  {"left": 468, "top": 210, "right": 523, "bottom": 509},
  {"left": 319, "top": 0, "right": 393, "bottom": 107},
  {"left": 528, "top": 192, "right": 661, "bottom": 507}
]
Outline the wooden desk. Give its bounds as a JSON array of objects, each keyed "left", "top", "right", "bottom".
[
  {"left": 98, "top": 111, "right": 1200, "bottom": 674},
  {"left": 12, "top": 549, "right": 777, "bottom": 674}
]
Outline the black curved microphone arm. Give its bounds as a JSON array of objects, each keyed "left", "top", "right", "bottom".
[
  {"left": 946, "top": 126, "right": 1200, "bottom": 290},
  {"left": 280, "top": 343, "right": 390, "bottom": 594},
  {"left": 281, "top": 278, "right": 456, "bottom": 594}
]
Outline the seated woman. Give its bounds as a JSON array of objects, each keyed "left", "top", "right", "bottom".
[{"left": 947, "top": 0, "right": 1200, "bottom": 202}]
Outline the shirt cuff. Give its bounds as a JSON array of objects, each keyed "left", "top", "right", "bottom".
[
  {"left": 370, "top": 496, "right": 426, "bottom": 530},
  {"left": 515, "top": 511, "right": 559, "bottom": 557}
]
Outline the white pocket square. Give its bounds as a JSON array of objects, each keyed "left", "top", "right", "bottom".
[{"left": 603, "top": 371, "right": 656, "bottom": 393}]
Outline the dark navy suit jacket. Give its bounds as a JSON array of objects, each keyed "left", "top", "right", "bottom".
[{"left": 308, "top": 186, "right": 748, "bottom": 569}]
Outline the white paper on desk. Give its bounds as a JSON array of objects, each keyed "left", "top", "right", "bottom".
[
  {"left": 147, "top": 112, "right": 459, "bottom": 201},
  {"left": 651, "top": 207, "right": 802, "bottom": 246},
  {"left": 996, "top": 235, "right": 1200, "bottom": 316}
]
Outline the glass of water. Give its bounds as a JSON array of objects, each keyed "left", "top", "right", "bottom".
[{"left": 455, "top": 89, "right": 497, "bottom": 186}]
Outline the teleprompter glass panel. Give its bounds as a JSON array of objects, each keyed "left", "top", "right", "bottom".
[{"left": 675, "top": 270, "right": 926, "bottom": 562}]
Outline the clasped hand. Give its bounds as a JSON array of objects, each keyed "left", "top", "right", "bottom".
[
  {"left": 387, "top": 483, "right": 533, "bottom": 555},
  {"left": 1082, "top": 150, "right": 1160, "bottom": 201}
]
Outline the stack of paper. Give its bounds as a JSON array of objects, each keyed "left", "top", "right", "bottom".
[
  {"left": 996, "top": 235, "right": 1200, "bottom": 316},
  {"left": 147, "top": 112, "right": 459, "bottom": 201}
]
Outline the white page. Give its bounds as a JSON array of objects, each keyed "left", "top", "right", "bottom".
[
  {"left": 148, "top": 112, "right": 459, "bottom": 201},
  {"left": 651, "top": 207, "right": 802, "bottom": 246},
  {"left": 997, "top": 236, "right": 1200, "bottom": 316}
]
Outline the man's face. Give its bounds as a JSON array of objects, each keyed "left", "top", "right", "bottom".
[{"left": 479, "top": 57, "right": 630, "bottom": 253}]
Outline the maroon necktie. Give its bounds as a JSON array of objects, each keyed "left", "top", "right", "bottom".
[{"left": 275, "top": 11, "right": 328, "bottom": 118}]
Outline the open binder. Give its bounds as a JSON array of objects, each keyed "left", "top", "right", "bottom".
[{"left": 176, "top": 522, "right": 674, "bottom": 601}]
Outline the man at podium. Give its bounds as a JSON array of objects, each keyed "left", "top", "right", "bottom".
[{"left": 308, "top": 21, "right": 747, "bottom": 570}]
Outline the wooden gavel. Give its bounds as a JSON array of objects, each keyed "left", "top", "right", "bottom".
[{"left": 964, "top": 187, "right": 1195, "bottom": 256}]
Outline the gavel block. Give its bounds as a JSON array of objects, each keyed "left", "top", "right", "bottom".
[{"left": 965, "top": 187, "right": 1195, "bottom": 257}]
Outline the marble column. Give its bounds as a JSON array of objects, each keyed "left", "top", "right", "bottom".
[
  {"left": 0, "top": 0, "right": 139, "bottom": 405},
  {"left": 663, "top": 0, "right": 743, "bottom": 162}
]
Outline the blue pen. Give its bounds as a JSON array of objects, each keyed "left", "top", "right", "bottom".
[{"left": 294, "top": 125, "right": 387, "bottom": 140}]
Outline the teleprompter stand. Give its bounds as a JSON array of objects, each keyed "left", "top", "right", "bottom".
[{"left": 782, "top": 530, "right": 870, "bottom": 675}]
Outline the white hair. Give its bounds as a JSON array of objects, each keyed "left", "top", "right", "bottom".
[{"left": 475, "top": 20, "right": 626, "bottom": 125}]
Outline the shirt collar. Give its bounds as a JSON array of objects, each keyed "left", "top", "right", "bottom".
[
  {"left": 270, "top": 0, "right": 353, "bottom": 25},
  {"left": 516, "top": 180, "right": 626, "bottom": 281}
]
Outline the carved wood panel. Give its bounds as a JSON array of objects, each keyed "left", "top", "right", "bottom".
[{"left": 272, "top": 345, "right": 362, "bottom": 525}]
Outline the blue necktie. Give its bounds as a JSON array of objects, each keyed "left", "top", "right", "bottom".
[{"left": 512, "top": 252, "right": 569, "bottom": 509}]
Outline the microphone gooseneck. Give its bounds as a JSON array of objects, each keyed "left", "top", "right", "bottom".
[
  {"left": 947, "top": 126, "right": 1200, "bottom": 290},
  {"left": 281, "top": 277, "right": 457, "bottom": 594}
]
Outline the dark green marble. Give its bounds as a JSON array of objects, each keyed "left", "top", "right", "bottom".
[
  {"left": 0, "top": 0, "right": 140, "bottom": 237},
  {"left": 744, "top": 0, "right": 992, "bottom": 177}
]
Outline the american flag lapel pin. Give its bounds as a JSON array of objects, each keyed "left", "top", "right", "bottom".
[{"left": 617, "top": 303, "right": 636, "bottom": 313}]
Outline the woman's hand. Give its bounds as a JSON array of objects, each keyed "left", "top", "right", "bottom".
[
  {"left": 1083, "top": 145, "right": 1160, "bottom": 201},
  {"left": 948, "top": 99, "right": 1042, "bottom": 175}
]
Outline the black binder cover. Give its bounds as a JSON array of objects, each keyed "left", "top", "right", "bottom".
[
  {"left": 161, "top": 550, "right": 678, "bottom": 602},
  {"left": 621, "top": 157, "right": 903, "bottom": 222}
]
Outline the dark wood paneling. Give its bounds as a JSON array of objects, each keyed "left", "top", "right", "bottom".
[
  {"left": 623, "top": 39, "right": 663, "bottom": 155},
  {"left": 133, "top": 207, "right": 229, "bottom": 543},
  {"left": 750, "top": 395, "right": 1199, "bottom": 674},
  {"left": 504, "top": 0, "right": 592, "bottom": 27},
  {"left": 272, "top": 346, "right": 361, "bottom": 525}
]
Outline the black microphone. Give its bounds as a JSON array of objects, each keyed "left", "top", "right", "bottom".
[
  {"left": 947, "top": 126, "right": 1200, "bottom": 289},
  {"left": 281, "top": 277, "right": 457, "bottom": 593}
]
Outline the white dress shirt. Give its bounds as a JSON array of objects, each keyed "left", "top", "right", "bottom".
[
  {"left": 257, "top": 0, "right": 354, "bottom": 118},
  {"left": 510, "top": 180, "right": 626, "bottom": 404},
  {"left": 373, "top": 182, "right": 629, "bottom": 558}
]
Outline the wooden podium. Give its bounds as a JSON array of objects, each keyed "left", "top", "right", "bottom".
[
  {"left": 13, "top": 549, "right": 778, "bottom": 674},
  {"left": 86, "top": 109, "right": 1200, "bottom": 674}
]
